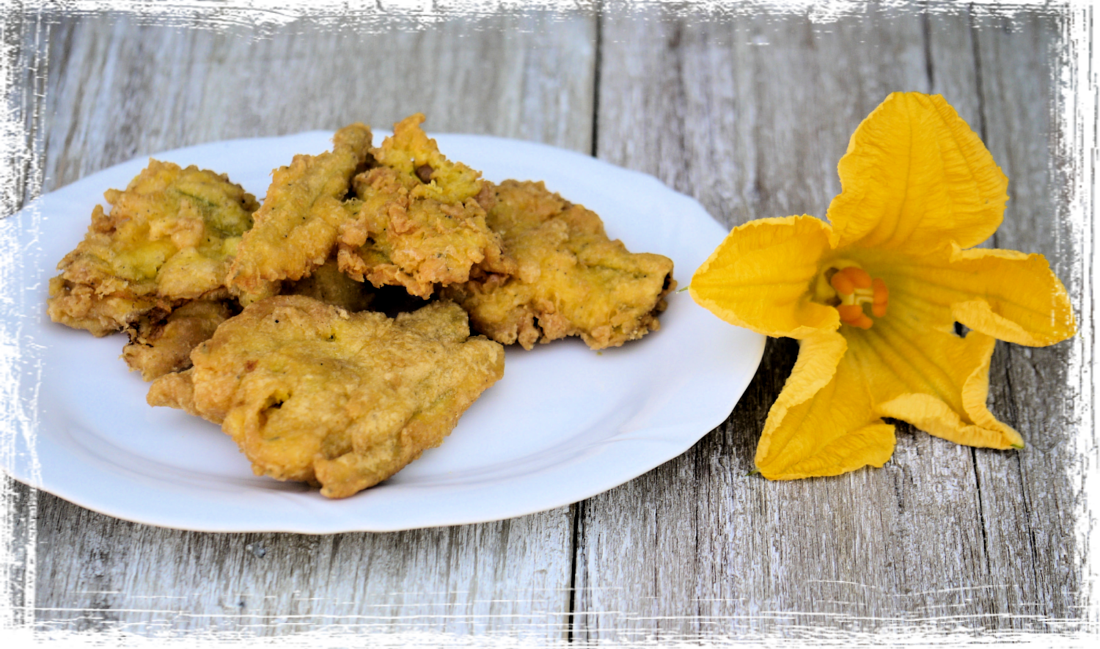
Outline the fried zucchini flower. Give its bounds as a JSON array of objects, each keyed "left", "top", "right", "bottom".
[{"left": 690, "top": 92, "right": 1075, "bottom": 479}]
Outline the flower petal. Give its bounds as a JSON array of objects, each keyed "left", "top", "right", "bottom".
[
  {"left": 827, "top": 92, "right": 1008, "bottom": 254},
  {"left": 756, "top": 330, "right": 896, "bottom": 478},
  {"left": 690, "top": 216, "right": 839, "bottom": 339},
  {"left": 949, "top": 247, "right": 1076, "bottom": 346},
  {"left": 864, "top": 244, "right": 1076, "bottom": 346},
  {"left": 845, "top": 317, "right": 1023, "bottom": 449}
]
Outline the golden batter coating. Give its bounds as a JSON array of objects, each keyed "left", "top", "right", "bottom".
[
  {"left": 226, "top": 124, "right": 373, "bottom": 304},
  {"left": 443, "top": 180, "right": 676, "bottom": 350},
  {"left": 147, "top": 296, "right": 505, "bottom": 498},
  {"left": 122, "top": 299, "right": 236, "bottom": 381},
  {"left": 337, "top": 114, "right": 512, "bottom": 298},
  {"left": 47, "top": 160, "right": 258, "bottom": 336}
]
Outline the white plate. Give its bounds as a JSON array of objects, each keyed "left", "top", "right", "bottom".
[{"left": 1, "top": 132, "right": 765, "bottom": 533}]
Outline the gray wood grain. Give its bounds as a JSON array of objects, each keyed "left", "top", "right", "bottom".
[
  {"left": 41, "top": 10, "right": 597, "bottom": 193},
  {"left": 23, "top": 8, "right": 597, "bottom": 640},
  {"left": 34, "top": 505, "right": 575, "bottom": 637},
  {"left": 970, "top": 10, "right": 1081, "bottom": 625},
  {"left": 573, "top": 4, "right": 1082, "bottom": 642}
]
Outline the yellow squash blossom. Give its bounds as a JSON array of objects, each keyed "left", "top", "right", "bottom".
[{"left": 690, "top": 92, "right": 1075, "bottom": 479}]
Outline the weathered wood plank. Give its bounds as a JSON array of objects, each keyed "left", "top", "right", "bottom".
[
  {"left": 34, "top": 505, "right": 575, "bottom": 637},
  {"left": 1, "top": 6, "right": 46, "bottom": 217},
  {"left": 574, "top": 4, "right": 1073, "bottom": 641},
  {"left": 41, "top": 10, "right": 596, "bottom": 193},
  {"left": 971, "top": 10, "right": 1081, "bottom": 625},
  {"left": 26, "top": 9, "right": 597, "bottom": 639},
  {"left": 924, "top": 8, "right": 1082, "bottom": 627}
]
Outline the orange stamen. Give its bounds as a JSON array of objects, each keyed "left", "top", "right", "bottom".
[
  {"left": 872, "top": 278, "right": 889, "bottom": 318},
  {"left": 836, "top": 305, "right": 862, "bottom": 320},
  {"left": 830, "top": 271, "right": 854, "bottom": 295},
  {"left": 829, "top": 265, "right": 887, "bottom": 329},
  {"left": 872, "top": 278, "right": 888, "bottom": 304},
  {"left": 842, "top": 266, "right": 873, "bottom": 289},
  {"left": 837, "top": 304, "right": 872, "bottom": 328}
]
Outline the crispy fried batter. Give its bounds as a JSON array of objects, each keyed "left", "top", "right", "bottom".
[
  {"left": 337, "top": 114, "right": 512, "bottom": 298},
  {"left": 226, "top": 124, "right": 373, "bottom": 304},
  {"left": 443, "top": 180, "right": 676, "bottom": 350},
  {"left": 122, "top": 299, "right": 236, "bottom": 381},
  {"left": 147, "top": 296, "right": 505, "bottom": 498},
  {"left": 47, "top": 160, "right": 257, "bottom": 336}
]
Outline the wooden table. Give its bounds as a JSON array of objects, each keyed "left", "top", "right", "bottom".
[{"left": 3, "top": 2, "right": 1095, "bottom": 644}]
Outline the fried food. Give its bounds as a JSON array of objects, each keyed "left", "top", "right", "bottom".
[
  {"left": 147, "top": 296, "right": 505, "bottom": 498},
  {"left": 47, "top": 160, "right": 258, "bottom": 336},
  {"left": 281, "top": 259, "right": 374, "bottom": 312},
  {"left": 337, "top": 114, "right": 512, "bottom": 298},
  {"left": 226, "top": 124, "right": 373, "bottom": 304},
  {"left": 443, "top": 180, "right": 676, "bottom": 350},
  {"left": 122, "top": 299, "right": 236, "bottom": 381}
]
